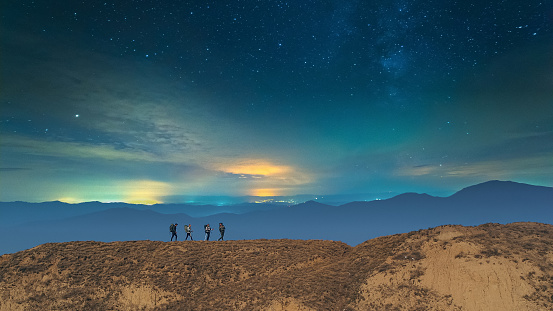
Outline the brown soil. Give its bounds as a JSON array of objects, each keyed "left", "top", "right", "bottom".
[{"left": 1, "top": 222, "right": 552, "bottom": 310}]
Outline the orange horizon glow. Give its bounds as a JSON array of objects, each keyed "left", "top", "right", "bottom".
[
  {"left": 251, "top": 188, "right": 281, "bottom": 197},
  {"left": 222, "top": 161, "right": 291, "bottom": 176}
]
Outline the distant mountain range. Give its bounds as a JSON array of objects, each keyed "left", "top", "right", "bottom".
[
  {"left": 1, "top": 180, "right": 552, "bottom": 255},
  {"left": 0, "top": 200, "right": 284, "bottom": 227}
]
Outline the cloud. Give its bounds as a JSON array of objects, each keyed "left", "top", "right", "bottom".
[
  {"left": 395, "top": 164, "right": 437, "bottom": 177},
  {"left": 1, "top": 134, "right": 160, "bottom": 163},
  {"left": 445, "top": 154, "right": 553, "bottom": 179},
  {"left": 395, "top": 153, "right": 553, "bottom": 182},
  {"left": 220, "top": 161, "right": 292, "bottom": 176},
  {"left": 2, "top": 27, "right": 224, "bottom": 160},
  {"left": 200, "top": 158, "right": 316, "bottom": 196}
]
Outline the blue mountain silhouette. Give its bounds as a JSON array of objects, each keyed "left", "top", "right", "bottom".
[{"left": 1, "top": 180, "right": 551, "bottom": 255}]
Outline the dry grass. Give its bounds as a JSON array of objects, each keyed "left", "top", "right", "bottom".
[{"left": 1, "top": 222, "right": 552, "bottom": 310}]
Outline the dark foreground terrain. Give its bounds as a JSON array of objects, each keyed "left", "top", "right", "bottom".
[{"left": 1, "top": 222, "right": 552, "bottom": 310}]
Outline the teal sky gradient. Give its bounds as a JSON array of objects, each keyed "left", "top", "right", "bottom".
[{"left": 1, "top": 1, "right": 552, "bottom": 204}]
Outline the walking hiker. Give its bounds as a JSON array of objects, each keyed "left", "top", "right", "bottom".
[
  {"left": 185, "top": 224, "right": 193, "bottom": 241},
  {"left": 204, "top": 224, "right": 213, "bottom": 241},
  {"left": 170, "top": 223, "right": 178, "bottom": 241},
  {"left": 218, "top": 222, "right": 226, "bottom": 241}
]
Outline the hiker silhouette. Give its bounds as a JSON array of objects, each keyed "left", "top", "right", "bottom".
[
  {"left": 185, "top": 224, "right": 193, "bottom": 241},
  {"left": 204, "top": 224, "right": 213, "bottom": 241},
  {"left": 218, "top": 223, "right": 226, "bottom": 241},
  {"left": 170, "top": 223, "right": 178, "bottom": 241}
]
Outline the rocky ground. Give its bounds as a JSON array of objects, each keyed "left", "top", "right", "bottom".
[{"left": 1, "top": 222, "right": 552, "bottom": 310}]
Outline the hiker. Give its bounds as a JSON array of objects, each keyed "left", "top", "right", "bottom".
[
  {"left": 170, "top": 223, "right": 178, "bottom": 241},
  {"left": 218, "top": 222, "right": 226, "bottom": 241},
  {"left": 185, "top": 224, "right": 193, "bottom": 241},
  {"left": 204, "top": 224, "right": 213, "bottom": 241}
]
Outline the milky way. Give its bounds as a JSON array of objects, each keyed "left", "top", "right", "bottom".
[{"left": 1, "top": 0, "right": 552, "bottom": 204}]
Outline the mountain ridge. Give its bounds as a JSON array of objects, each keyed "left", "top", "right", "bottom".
[{"left": 1, "top": 180, "right": 551, "bottom": 255}]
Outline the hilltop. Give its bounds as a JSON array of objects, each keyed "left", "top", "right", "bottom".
[{"left": 1, "top": 222, "right": 552, "bottom": 310}]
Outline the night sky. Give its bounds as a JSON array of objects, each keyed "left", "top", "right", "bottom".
[{"left": 1, "top": 0, "right": 552, "bottom": 204}]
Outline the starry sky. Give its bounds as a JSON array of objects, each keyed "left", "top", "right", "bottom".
[{"left": 1, "top": 0, "right": 552, "bottom": 204}]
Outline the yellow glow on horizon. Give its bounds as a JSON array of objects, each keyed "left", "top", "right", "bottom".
[
  {"left": 123, "top": 180, "right": 172, "bottom": 205},
  {"left": 222, "top": 160, "right": 291, "bottom": 176},
  {"left": 210, "top": 159, "right": 314, "bottom": 197},
  {"left": 52, "top": 179, "right": 171, "bottom": 204},
  {"left": 57, "top": 197, "right": 81, "bottom": 204},
  {"left": 251, "top": 188, "right": 280, "bottom": 197}
]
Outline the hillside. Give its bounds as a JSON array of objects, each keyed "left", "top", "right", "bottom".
[{"left": 1, "top": 222, "right": 552, "bottom": 310}]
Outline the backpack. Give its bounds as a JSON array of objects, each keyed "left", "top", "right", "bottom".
[
  {"left": 170, "top": 224, "right": 176, "bottom": 233},
  {"left": 184, "top": 225, "right": 190, "bottom": 233}
]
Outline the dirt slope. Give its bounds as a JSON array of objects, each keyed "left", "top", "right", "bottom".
[
  {"left": 354, "top": 223, "right": 553, "bottom": 310},
  {"left": 1, "top": 222, "right": 552, "bottom": 310}
]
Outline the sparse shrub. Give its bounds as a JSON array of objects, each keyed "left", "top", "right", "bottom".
[
  {"left": 480, "top": 248, "right": 501, "bottom": 257},
  {"left": 410, "top": 269, "right": 424, "bottom": 279},
  {"left": 455, "top": 252, "right": 466, "bottom": 259}
]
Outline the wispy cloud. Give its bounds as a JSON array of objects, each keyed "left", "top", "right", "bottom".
[
  {"left": 2, "top": 134, "right": 161, "bottom": 163},
  {"left": 3, "top": 28, "right": 221, "bottom": 160},
  {"left": 394, "top": 164, "right": 439, "bottom": 177},
  {"left": 395, "top": 153, "right": 553, "bottom": 182}
]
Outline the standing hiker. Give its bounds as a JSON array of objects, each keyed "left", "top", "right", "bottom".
[
  {"left": 185, "top": 224, "right": 193, "bottom": 241},
  {"left": 170, "top": 223, "right": 178, "bottom": 241},
  {"left": 218, "top": 222, "right": 226, "bottom": 241},
  {"left": 204, "top": 224, "right": 213, "bottom": 241}
]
